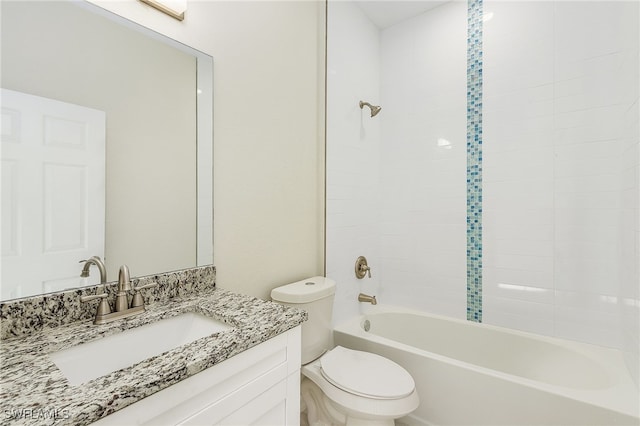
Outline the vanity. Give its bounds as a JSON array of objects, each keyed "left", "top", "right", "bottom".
[{"left": 0, "top": 266, "right": 306, "bottom": 425}]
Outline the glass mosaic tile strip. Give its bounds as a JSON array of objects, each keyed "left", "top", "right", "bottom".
[{"left": 466, "top": 0, "right": 483, "bottom": 322}]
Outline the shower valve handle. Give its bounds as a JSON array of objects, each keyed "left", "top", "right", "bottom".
[
  {"left": 361, "top": 264, "right": 371, "bottom": 278},
  {"left": 355, "top": 256, "right": 372, "bottom": 279}
]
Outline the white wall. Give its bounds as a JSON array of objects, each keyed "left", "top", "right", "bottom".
[
  {"left": 378, "top": 2, "right": 467, "bottom": 318},
  {"left": 326, "top": 1, "right": 382, "bottom": 325},
  {"left": 89, "top": 0, "right": 326, "bottom": 299},
  {"left": 327, "top": 1, "right": 468, "bottom": 324},
  {"left": 621, "top": 84, "right": 639, "bottom": 388}
]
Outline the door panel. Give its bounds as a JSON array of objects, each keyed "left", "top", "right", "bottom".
[{"left": 1, "top": 88, "right": 105, "bottom": 298}]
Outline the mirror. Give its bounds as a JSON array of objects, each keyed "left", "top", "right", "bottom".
[{"left": 0, "top": 0, "right": 213, "bottom": 301}]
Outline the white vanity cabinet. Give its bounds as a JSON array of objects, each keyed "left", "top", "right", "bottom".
[{"left": 93, "top": 326, "right": 301, "bottom": 426}]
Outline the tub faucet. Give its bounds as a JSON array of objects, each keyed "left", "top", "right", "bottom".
[{"left": 358, "top": 293, "right": 377, "bottom": 305}]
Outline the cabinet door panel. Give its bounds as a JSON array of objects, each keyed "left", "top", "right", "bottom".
[{"left": 184, "top": 380, "right": 287, "bottom": 425}]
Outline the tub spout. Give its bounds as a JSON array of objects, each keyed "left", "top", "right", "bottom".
[{"left": 358, "top": 293, "right": 377, "bottom": 305}]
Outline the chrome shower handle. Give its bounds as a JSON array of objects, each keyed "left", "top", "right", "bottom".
[
  {"left": 361, "top": 264, "right": 372, "bottom": 278},
  {"left": 355, "top": 256, "right": 372, "bottom": 279}
]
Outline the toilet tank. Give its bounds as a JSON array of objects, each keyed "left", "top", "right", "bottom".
[{"left": 270, "top": 276, "right": 336, "bottom": 364}]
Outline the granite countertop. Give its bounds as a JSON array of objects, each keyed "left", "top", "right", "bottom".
[{"left": 0, "top": 287, "right": 306, "bottom": 425}]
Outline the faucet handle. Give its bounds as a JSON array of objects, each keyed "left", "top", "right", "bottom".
[
  {"left": 355, "top": 256, "right": 372, "bottom": 279},
  {"left": 79, "top": 292, "right": 108, "bottom": 303},
  {"left": 80, "top": 292, "right": 112, "bottom": 321},
  {"left": 130, "top": 282, "right": 158, "bottom": 308},
  {"left": 362, "top": 264, "right": 372, "bottom": 278},
  {"left": 134, "top": 281, "right": 158, "bottom": 292}
]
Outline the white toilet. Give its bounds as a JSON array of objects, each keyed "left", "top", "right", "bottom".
[{"left": 271, "top": 276, "right": 419, "bottom": 426}]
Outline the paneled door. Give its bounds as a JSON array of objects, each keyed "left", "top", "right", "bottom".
[{"left": 1, "top": 88, "right": 106, "bottom": 299}]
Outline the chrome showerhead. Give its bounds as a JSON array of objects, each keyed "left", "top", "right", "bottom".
[{"left": 359, "top": 100, "right": 382, "bottom": 117}]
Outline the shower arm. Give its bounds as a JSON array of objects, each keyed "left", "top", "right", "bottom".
[{"left": 359, "top": 100, "right": 382, "bottom": 117}]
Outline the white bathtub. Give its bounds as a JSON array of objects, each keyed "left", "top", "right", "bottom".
[{"left": 333, "top": 306, "right": 640, "bottom": 426}]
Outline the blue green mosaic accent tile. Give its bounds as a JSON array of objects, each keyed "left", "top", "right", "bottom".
[{"left": 466, "top": 0, "right": 483, "bottom": 322}]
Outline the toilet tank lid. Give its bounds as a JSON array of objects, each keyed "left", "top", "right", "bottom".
[{"left": 271, "top": 276, "right": 336, "bottom": 304}]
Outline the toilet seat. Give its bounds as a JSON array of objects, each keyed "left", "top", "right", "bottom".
[
  {"left": 320, "top": 346, "right": 415, "bottom": 400},
  {"left": 301, "top": 348, "right": 419, "bottom": 421}
]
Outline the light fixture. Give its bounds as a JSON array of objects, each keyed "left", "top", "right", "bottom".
[{"left": 139, "top": 0, "right": 187, "bottom": 21}]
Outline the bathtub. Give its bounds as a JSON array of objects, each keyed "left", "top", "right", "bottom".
[{"left": 333, "top": 306, "right": 640, "bottom": 426}]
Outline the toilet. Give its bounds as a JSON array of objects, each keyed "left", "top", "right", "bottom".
[{"left": 271, "top": 276, "right": 419, "bottom": 426}]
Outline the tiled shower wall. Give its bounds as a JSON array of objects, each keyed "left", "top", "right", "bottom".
[
  {"left": 378, "top": 2, "right": 468, "bottom": 319},
  {"left": 481, "top": 0, "right": 639, "bottom": 385},
  {"left": 326, "top": 1, "right": 383, "bottom": 326},
  {"left": 482, "top": 1, "right": 639, "bottom": 351},
  {"left": 327, "top": 0, "right": 639, "bottom": 384}
]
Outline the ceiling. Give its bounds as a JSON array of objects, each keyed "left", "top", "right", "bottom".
[{"left": 355, "top": 1, "right": 448, "bottom": 29}]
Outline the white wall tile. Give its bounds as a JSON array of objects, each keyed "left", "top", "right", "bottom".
[
  {"left": 329, "top": 1, "right": 638, "bottom": 387},
  {"left": 484, "top": 0, "right": 638, "bottom": 358},
  {"left": 554, "top": 305, "right": 623, "bottom": 348},
  {"left": 484, "top": 296, "right": 555, "bottom": 336},
  {"left": 377, "top": 0, "right": 467, "bottom": 318}
]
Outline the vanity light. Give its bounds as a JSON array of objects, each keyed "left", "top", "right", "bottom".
[{"left": 139, "top": 0, "right": 187, "bottom": 21}]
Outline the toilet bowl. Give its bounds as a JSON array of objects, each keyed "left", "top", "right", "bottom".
[
  {"left": 301, "top": 346, "right": 419, "bottom": 426},
  {"left": 270, "top": 277, "right": 419, "bottom": 426}
]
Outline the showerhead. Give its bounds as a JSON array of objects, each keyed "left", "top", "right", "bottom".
[{"left": 359, "top": 100, "right": 382, "bottom": 117}]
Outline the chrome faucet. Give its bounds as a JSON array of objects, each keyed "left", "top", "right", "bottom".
[
  {"left": 80, "top": 264, "right": 158, "bottom": 325},
  {"left": 358, "top": 293, "right": 377, "bottom": 305},
  {"left": 115, "top": 264, "right": 132, "bottom": 312},
  {"left": 79, "top": 256, "right": 111, "bottom": 321},
  {"left": 80, "top": 256, "right": 108, "bottom": 299},
  {"left": 79, "top": 256, "right": 107, "bottom": 284}
]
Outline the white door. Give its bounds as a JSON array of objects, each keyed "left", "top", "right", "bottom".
[{"left": 1, "top": 88, "right": 106, "bottom": 299}]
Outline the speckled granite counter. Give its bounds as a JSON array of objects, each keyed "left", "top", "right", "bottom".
[{"left": 0, "top": 269, "right": 306, "bottom": 425}]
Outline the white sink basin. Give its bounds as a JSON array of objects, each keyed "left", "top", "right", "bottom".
[{"left": 50, "top": 312, "right": 232, "bottom": 386}]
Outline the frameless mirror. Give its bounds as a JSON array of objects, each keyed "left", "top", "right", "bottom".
[{"left": 0, "top": 0, "right": 213, "bottom": 301}]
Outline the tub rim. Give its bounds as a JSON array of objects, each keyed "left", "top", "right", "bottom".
[{"left": 333, "top": 304, "right": 640, "bottom": 419}]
